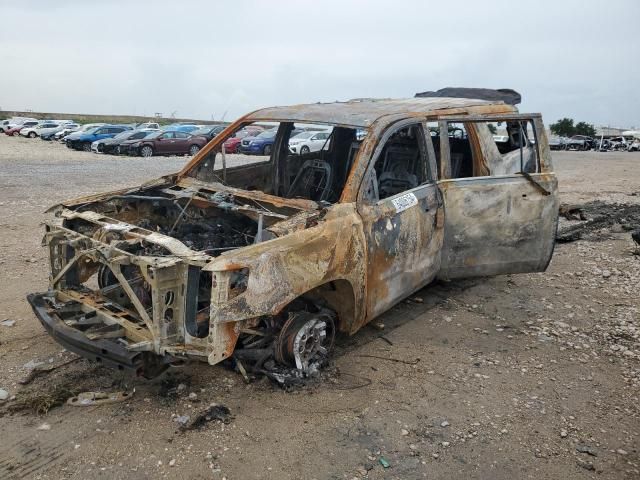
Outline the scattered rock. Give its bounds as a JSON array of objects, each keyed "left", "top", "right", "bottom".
[
  {"left": 440, "top": 421, "right": 450, "bottom": 428},
  {"left": 616, "top": 449, "right": 628, "bottom": 455},
  {"left": 0, "top": 389, "right": 8, "bottom": 401},
  {"left": 560, "top": 429, "right": 568, "bottom": 438},
  {"left": 576, "top": 444, "right": 598, "bottom": 457},
  {"left": 576, "top": 459, "right": 595, "bottom": 471},
  {"left": 401, "top": 428, "right": 409, "bottom": 436},
  {"left": 169, "top": 459, "right": 176, "bottom": 467},
  {"left": 36, "top": 423, "right": 51, "bottom": 431}
]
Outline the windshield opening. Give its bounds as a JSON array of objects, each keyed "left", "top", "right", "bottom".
[{"left": 187, "top": 121, "right": 363, "bottom": 204}]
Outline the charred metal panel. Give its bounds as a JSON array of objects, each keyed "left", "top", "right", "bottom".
[{"left": 438, "top": 175, "right": 559, "bottom": 280}]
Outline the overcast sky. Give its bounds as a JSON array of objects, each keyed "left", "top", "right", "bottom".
[{"left": 1, "top": 0, "right": 638, "bottom": 127}]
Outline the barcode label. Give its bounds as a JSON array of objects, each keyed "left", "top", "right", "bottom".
[{"left": 391, "top": 192, "right": 418, "bottom": 213}]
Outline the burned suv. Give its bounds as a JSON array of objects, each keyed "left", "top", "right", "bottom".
[{"left": 29, "top": 92, "right": 559, "bottom": 379}]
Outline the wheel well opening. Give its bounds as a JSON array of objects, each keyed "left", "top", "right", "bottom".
[{"left": 300, "top": 279, "right": 356, "bottom": 333}]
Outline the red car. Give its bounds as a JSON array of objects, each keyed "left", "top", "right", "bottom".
[
  {"left": 5, "top": 120, "right": 39, "bottom": 136},
  {"left": 123, "top": 130, "right": 209, "bottom": 157},
  {"left": 222, "top": 126, "right": 264, "bottom": 153}
]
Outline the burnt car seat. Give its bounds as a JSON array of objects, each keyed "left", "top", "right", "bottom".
[{"left": 287, "top": 159, "right": 333, "bottom": 202}]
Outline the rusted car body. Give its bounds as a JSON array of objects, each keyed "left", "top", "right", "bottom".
[{"left": 28, "top": 95, "right": 558, "bottom": 378}]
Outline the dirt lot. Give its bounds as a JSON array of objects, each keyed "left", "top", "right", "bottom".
[{"left": 0, "top": 135, "right": 639, "bottom": 479}]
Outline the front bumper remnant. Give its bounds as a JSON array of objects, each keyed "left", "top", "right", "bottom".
[{"left": 27, "top": 292, "right": 170, "bottom": 377}]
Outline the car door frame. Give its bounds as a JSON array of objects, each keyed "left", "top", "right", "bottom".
[
  {"left": 433, "top": 113, "right": 559, "bottom": 280},
  {"left": 356, "top": 118, "right": 445, "bottom": 321}
]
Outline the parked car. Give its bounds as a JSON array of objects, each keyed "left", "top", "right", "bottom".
[
  {"left": 548, "top": 136, "right": 567, "bottom": 150},
  {"left": 241, "top": 128, "right": 307, "bottom": 155},
  {"left": 288, "top": 130, "right": 332, "bottom": 154},
  {"left": 135, "top": 122, "right": 160, "bottom": 130},
  {"left": 27, "top": 91, "right": 560, "bottom": 379},
  {"left": 61, "top": 123, "right": 106, "bottom": 143},
  {"left": 1, "top": 117, "right": 37, "bottom": 133},
  {"left": 54, "top": 124, "right": 83, "bottom": 140},
  {"left": 162, "top": 123, "right": 202, "bottom": 134},
  {"left": 20, "top": 122, "right": 66, "bottom": 138},
  {"left": 4, "top": 120, "right": 40, "bottom": 136},
  {"left": 190, "top": 125, "right": 226, "bottom": 143},
  {"left": 222, "top": 126, "right": 264, "bottom": 153},
  {"left": 41, "top": 123, "right": 80, "bottom": 140},
  {"left": 628, "top": 138, "right": 640, "bottom": 152},
  {"left": 124, "top": 130, "right": 208, "bottom": 157},
  {"left": 566, "top": 135, "right": 594, "bottom": 151},
  {"left": 67, "top": 125, "right": 132, "bottom": 151},
  {"left": 92, "top": 129, "right": 155, "bottom": 154}
]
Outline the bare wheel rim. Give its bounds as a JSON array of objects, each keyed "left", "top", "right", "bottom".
[{"left": 275, "top": 310, "right": 336, "bottom": 372}]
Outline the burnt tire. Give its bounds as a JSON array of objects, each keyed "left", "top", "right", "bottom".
[
  {"left": 189, "top": 144, "right": 200, "bottom": 156},
  {"left": 263, "top": 144, "right": 272, "bottom": 156},
  {"left": 300, "top": 145, "right": 310, "bottom": 155},
  {"left": 140, "top": 145, "right": 153, "bottom": 157}
]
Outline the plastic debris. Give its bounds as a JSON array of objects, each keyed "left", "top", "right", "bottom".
[{"left": 67, "top": 391, "right": 132, "bottom": 407}]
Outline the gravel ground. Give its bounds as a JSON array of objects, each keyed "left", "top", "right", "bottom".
[{"left": 0, "top": 134, "right": 639, "bottom": 479}]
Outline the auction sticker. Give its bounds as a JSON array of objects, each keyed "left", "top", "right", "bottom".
[{"left": 391, "top": 192, "right": 418, "bottom": 213}]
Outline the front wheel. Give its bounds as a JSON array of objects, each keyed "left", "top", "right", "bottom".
[
  {"left": 263, "top": 144, "right": 272, "bottom": 156},
  {"left": 300, "top": 145, "right": 310, "bottom": 155},
  {"left": 82, "top": 142, "right": 92, "bottom": 152},
  {"left": 189, "top": 144, "right": 200, "bottom": 156},
  {"left": 140, "top": 145, "right": 153, "bottom": 157},
  {"left": 28, "top": 131, "right": 37, "bottom": 138},
  {"left": 114, "top": 146, "right": 121, "bottom": 155}
]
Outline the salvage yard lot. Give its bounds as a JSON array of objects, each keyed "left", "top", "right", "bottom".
[{"left": 0, "top": 134, "right": 639, "bottom": 479}]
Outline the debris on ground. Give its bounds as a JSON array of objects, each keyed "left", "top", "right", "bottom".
[
  {"left": 1, "top": 319, "right": 15, "bottom": 327},
  {"left": 576, "top": 444, "right": 598, "bottom": 457},
  {"left": 379, "top": 457, "right": 391, "bottom": 468},
  {"left": 19, "top": 357, "right": 79, "bottom": 385},
  {"left": 0, "top": 389, "right": 9, "bottom": 401},
  {"left": 182, "top": 404, "right": 233, "bottom": 431},
  {"left": 556, "top": 202, "right": 640, "bottom": 243},
  {"left": 173, "top": 415, "right": 191, "bottom": 427},
  {"left": 36, "top": 423, "right": 51, "bottom": 431},
  {"left": 66, "top": 391, "right": 132, "bottom": 407},
  {"left": 6, "top": 385, "right": 79, "bottom": 415},
  {"left": 158, "top": 374, "right": 191, "bottom": 399}
]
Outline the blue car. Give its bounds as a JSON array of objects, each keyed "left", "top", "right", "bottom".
[
  {"left": 67, "top": 125, "right": 132, "bottom": 151},
  {"left": 240, "top": 128, "right": 305, "bottom": 155}
]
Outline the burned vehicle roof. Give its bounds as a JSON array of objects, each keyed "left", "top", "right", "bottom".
[{"left": 244, "top": 97, "right": 517, "bottom": 128}]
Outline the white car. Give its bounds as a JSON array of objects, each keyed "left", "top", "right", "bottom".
[
  {"left": 20, "top": 122, "right": 65, "bottom": 138},
  {"left": 288, "top": 130, "right": 332, "bottom": 154},
  {"left": 53, "top": 123, "right": 81, "bottom": 139},
  {"left": 136, "top": 122, "right": 160, "bottom": 130}
]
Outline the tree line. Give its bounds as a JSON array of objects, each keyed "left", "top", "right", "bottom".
[{"left": 549, "top": 118, "right": 596, "bottom": 137}]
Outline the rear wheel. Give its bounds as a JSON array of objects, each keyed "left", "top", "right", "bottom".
[
  {"left": 263, "top": 144, "right": 272, "bottom": 156},
  {"left": 140, "top": 145, "right": 153, "bottom": 157},
  {"left": 189, "top": 144, "right": 200, "bottom": 156},
  {"left": 28, "top": 131, "right": 37, "bottom": 138}
]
